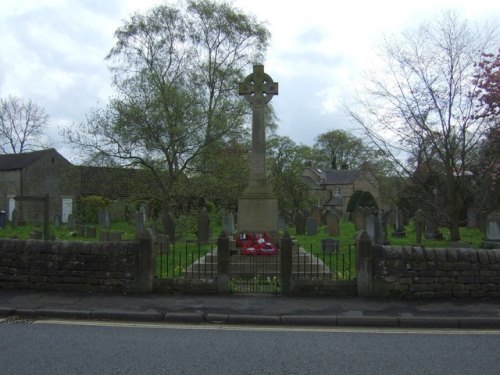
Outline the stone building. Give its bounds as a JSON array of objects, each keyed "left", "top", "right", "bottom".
[
  {"left": 303, "top": 166, "right": 380, "bottom": 214},
  {"left": 0, "top": 149, "right": 77, "bottom": 223}
]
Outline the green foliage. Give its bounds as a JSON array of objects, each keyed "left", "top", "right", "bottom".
[
  {"left": 79, "top": 195, "right": 111, "bottom": 224},
  {"left": 346, "top": 190, "right": 378, "bottom": 212}
]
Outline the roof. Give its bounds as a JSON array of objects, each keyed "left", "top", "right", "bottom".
[
  {"left": 0, "top": 149, "right": 57, "bottom": 171},
  {"left": 323, "top": 169, "right": 363, "bottom": 185}
]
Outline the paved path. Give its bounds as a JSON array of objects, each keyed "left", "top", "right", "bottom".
[{"left": 1, "top": 290, "right": 500, "bottom": 328}]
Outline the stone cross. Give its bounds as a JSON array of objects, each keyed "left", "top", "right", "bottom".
[{"left": 239, "top": 64, "right": 278, "bottom": 194}]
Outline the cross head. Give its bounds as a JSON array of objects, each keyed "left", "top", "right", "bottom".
[{"left": 239, "top": 64, "right": 278, "bottom": 107}]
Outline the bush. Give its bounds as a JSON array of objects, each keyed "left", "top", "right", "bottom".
[{"left": 79, "top": 195, "right": 111, "bottom": 224}]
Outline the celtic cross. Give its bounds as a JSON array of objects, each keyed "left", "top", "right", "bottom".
[{"left": 239, "top": 65, "right": 278, "bottom": 194}]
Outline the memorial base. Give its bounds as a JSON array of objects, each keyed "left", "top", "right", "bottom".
[{"left": 237, "top": 196, "right": 278, "bottom": 239}]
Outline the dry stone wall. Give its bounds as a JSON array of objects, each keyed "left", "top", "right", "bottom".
[
  {"left": 0, "top": 239, "right": 152, "bottom": 293},
  {"left": 372, "top": 245, "right": 500, "bottom": 298}
]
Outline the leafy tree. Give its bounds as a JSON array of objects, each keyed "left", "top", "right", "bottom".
[
  {"left": 348, "top": 12, "right": 497, "bottom": 241},
  {"left": 474, "top": 50, "right": 500, "bottom": 120},
  {"left": 266, "top": 136, "right": 312, "bottom": 213},
  {"left": 65, "top": 1, "right": 269, "bottom": 207},
  {"left": 0, "top": 96, "right": 49, "bottom": 154},
  {"left": 314, "top": 130, "right": 369, "bottom": 170}
]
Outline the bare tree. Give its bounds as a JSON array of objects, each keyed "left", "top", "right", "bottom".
[
  {"left": 0, "top": 96, "right": 49, "bottom": 154},
  {"left": 348, "top": 12, "right": 498, "bottom": 241}
]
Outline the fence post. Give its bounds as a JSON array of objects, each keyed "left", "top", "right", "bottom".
[
  {"left": 356, "top": 230, "right": 373, "bottom": 296},
  {"left": 280, "top": 231, "right": 293, "bottom": 296},
  {"left": 217, "top": 231, "right": 230, "bottom": 295},
  {"left": 136, "top": 234, "right": 154, "bottom": 293}
]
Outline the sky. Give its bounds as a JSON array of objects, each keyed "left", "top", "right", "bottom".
[{"left": 0, "top": 0, "right": 499, "bottom": 162}]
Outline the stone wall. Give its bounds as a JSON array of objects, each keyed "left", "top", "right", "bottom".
[
  {"left": 372, "top": 245, "right": 500, "bottom": 298},
  {"left": 0, "top": 238, "right": 153, "bottom": 293}
]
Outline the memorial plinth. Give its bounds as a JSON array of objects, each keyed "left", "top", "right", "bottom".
[{"left": 237, "top": 65, "right": 279, "bottom": 236}]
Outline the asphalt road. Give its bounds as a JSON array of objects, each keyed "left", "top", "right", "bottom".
[{"left": 1, "top": 319, "right": 499, "bottom": 374}]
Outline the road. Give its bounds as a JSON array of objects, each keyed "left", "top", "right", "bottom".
[{"left": 1, "top": 318, "right": 499, "bottom": 374}]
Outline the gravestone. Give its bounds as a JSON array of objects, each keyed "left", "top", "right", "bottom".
[
  {"left": 365, "top": 213, "right": 376, "bottom": 244},
  {"left": 163, "top": 209, "right": 176, "bottom": 242},
  {"left": 467, "top": 207, "right": 480, "bottom": 229},
  {"left": 391, "top": 207, "right": 406, "bottom": 237},
  {"left": 197, "top": 207, "right": 210, "bottom": 243},
  {"left": 484, "top": 210, "right": 500, "bottom": 248},
  {"left": 222, "top": 211, "right": 235, "bottom": 235},
  {"left": 414, "top": 209, "right": 424, "bottom": 244},
  {"left": 321, "top": 238, "right": 339, "bottom": 253},
  {"left": 237, "top": 64, "right": 279, "bottom": 238},
  {"left": 85, "top": 226, "right": 96, "bottom": 238},
  {"left": 311, "top": 206, "right": 322, "bottom": 225},
  {"left": 67, "top": 214, "right": 75, "bottom": 230},
  {"left": 377, "top": 211, "right": 389, "bottom": 245},
  {"left": 98, "top": 208, "right": 111, "bottom": 229},
  {"left": 135, "top": 211, "right": 145, "bottom": 236},
  {"left": 353, "top": 207, "right": 365, "bottom": 231},
  {"left": 278, "top": 214, "right": 287, "bottom": 231},
  {"left": 54, "top": 214, "right": 62, "bottom": 228},
  {"left": 11, "top": 208, "right": 17, "bottom": 229},
  {"left": 306, "top": 217, "right": 317, "bottom": 236},
  {"left": 302, "top": 208, "right": 311, "bottom": 219},
  {"left": 295, "top": 210, "right": 306, "bottom": 235},
  {"left": 76, "top": 224, "right": 84, "bottom": 237},
  {"left": 425, "top": 216, "right": 443, "bottom": 240},
  {"left": 326, "top": 212, "right": 340, "bottom": 236}
]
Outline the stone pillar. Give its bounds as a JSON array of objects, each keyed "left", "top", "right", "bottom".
[
  {"left": 280, "top": 231, "right": 293, "bottom": 296},
  {"left": 135, "top": 235, "right": 154, "bottom": 293},
  {"left": 356, "top": 230, "right": 373, "bottom": 296},
  {"left": 217, "top": 232, "right": 230, "bottom": 295}
]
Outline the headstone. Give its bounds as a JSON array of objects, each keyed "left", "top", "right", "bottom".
[
  {"left": 99, "top": 230, "right": 110, "bottom": 242},
  {"left": 424, "top": 215, "right": 443, "bottom": 240},
  {"left": 278, "top": 214, "right": 287, "bottom": 231},
  {"left": 365, "top": 214, "right": 376, "bottom": 244},
  {"left": 302, "top": 208, "right": 311, "bottom": 219},
  {"left": 85, "top": 226, "right": 96, "bottom": 238},
  {"left": 222, "top": 211, "right": 235, "bottom": 235},
  {"left": 109, "top": 231, "right": 122, "bottom": 241},
  {"left": 391, "top": 207, "right": 406, "bottom": 237},
  {"left": 197, "top": 207, "right": 210, "bottom": 243},
  {"left": 54, "top": 214, "right": 62, "bottom": 228},
  {"left": 98, "top": 208, "right": 111, "bottom": 229},
  {"left": 414, "top": 209, "right": 424, "bottom": 245},
  {"left": 76, "top": 224, "right": 85, "bottom": 237},
  {"left": 484, "top": 210, "right": 500, "bottom": 248},
  {"left": 163, "top": 210, "right": 176, "bottom": 242},
  {"left": 321, "top": 238, "right": 339, "bottom": 253},
  {"left": 67, "top": 214, "right": 75, "bottom": 230},
  {"left": 311, "top": 206, "right": 322, "bottom": 225},
  {"left": 306, "top": 217, "right": 317, "bottom": 236},
  {"left": 353, "top": 207, "right": 365, "bottom": 231},
  {"left": 295, "top": 210, "right": 306, "bottom": 235},
  {"left": 326, "top": 212, "right": 340, "bottom": 236},
  {"left": 30, "top": 230, "right": 42, "bottom": 240},
  {"left": 467, "top": 207, "right": 480, "bottom": 228},
  {"left": 376, "top": 210, "right": 389, "bottom": 245},
  {"left": 136, "top": 211, "right": 145, "bottom": 236},
  {"left": 11, "top": 208, "right": 17, "bottom": 229},
  {"left": 237, "top": 64, "right": 279, "bottom": 236}
]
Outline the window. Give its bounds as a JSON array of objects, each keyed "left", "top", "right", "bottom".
[{"left": 334, "top": 187, "right": 341, "bottom": 196}]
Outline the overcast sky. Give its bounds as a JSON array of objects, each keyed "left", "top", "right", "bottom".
[{"left": 1, "top": 0, "right": 499, "bottom": 162}]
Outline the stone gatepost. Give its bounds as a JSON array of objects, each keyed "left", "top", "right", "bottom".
[
  {"left": 356, "top": 230, "right": 374, "bottom": 296},
  {"left": 237, "top": 64, "right": 279, "bottom": 238},
  {"left": 217, "top": 232, "right": 230, "bottom": 295},
  {"left": 280, "top": 231, "right": 293, "bottom": 296}
]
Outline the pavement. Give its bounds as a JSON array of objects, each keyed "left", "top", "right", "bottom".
[{"left": 1, "top": 290, "right": 500, "bottom": 329}]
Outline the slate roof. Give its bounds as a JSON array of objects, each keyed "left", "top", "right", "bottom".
[
  {"left": 323, "top": 169, "right": 362, "bottom": 185},
  {"left": 0, "top": 149, "right": 56, "bottom": 171}
]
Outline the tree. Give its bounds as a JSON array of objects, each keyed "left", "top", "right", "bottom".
[
  {"left": 65, "top": 1, "right": 269, "bottom": 207},
  {"left": 266, "top": 136, "right": 312, "bottom": 213},
  {"left": 313, "top": 130, "right": 369, "bottom": 170},
  {"left": 0, "top": 96, "right": 49, "bottom": 154},
  {"left": 348, "top": 12, "right": 497, "bottom": 241},
  {"left": 474, "top": 50, "right": 500, "bottom": 120}
]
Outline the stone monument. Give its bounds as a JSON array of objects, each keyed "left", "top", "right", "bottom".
[{"left": 237, "top": 64, "right": 279, "bottom": 237}]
